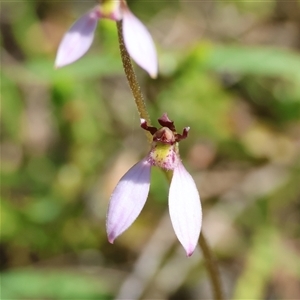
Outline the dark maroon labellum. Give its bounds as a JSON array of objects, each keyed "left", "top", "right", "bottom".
[{"left": 141, "top": 113, "right": 190, "bottom": 144}]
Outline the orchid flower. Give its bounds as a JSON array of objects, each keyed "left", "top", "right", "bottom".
[
  {"left": 106, "top": 114, "right": 202, "bottom": 256},
  {"left": 55, "top": 0, "right": 158, "bottom": 78}
]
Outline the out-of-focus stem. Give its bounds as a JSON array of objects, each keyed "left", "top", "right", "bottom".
[
  {"left": 116, "top": 21, "right": 152, "bottom": 144},
  {"left": 200, "top": 233, "right": 224, "bottom": 300}
]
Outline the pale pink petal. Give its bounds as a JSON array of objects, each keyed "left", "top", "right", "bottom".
[
  {"left": 106, "top": 158, "right": 151, "bottom": 243},
  {"left": 55, "top": 9, "right": 99, "bottom": 68},
  {"left": 122, "top": 9, "right": 158, "bottom": 78},
  {"left": 169, "top": 161, "right": 202, "bottom": 256}
]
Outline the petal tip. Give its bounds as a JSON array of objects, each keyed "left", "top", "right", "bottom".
[
  {"left": 186, "top": 247, "right": 195, "bottom": 257},
  {"left": 150, "top": 71, "right": 158, "bottom": 79},
  {"left": 54, "top": 55, "right": 73, "bottom": 69},
  {"left": 107, "top": 234, "right": 115, "bottom": 244}
]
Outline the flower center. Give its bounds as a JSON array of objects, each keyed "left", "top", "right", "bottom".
[
  {"left": 148, "top": 140, "right": 179, "bottom": 170},
  {"left": 141, "top": 113, "right": 190, "bottom": 170}
]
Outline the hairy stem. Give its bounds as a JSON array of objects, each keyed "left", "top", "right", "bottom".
[
  {"left": 116, "top": 21, "right": 152, "bottom": 144},
  {"left": 200, "top": 233, "right": 224, "bottom": 300}
]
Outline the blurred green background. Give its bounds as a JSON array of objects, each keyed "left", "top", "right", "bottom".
[{"left": 1, "top": 0, "right": 300, "bottom": 299}]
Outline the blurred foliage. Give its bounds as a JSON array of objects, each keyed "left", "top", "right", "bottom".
[
  {"left": 1, "top": 0, "right": 300, "bottom": 299},
  {"left": 2, "top": 270, "right": 112, "bottom": 300}
]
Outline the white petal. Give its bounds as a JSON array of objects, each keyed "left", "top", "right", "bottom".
[
  {"left": 122, "top": 9, "right": 158, "bottom": 78},
  {"left": 169, "top": 161, "right": 202, "bottom": 256},
  {"left": 55, "top": 9, "right": 99, "bottom": 68},
  {"left": 106, "top": 158, "right": 151, "bottom": 243}
]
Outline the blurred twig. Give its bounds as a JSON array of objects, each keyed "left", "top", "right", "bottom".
[{"left": 199, "top": 233, "right": 224, "bottom": 300}]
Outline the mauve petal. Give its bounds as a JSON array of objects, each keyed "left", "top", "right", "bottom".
[
  {"left": 55, "top": 9, "right": 99, "bottom": 68},
  {"left": 122, "top": 9, "right": 158, "bottom": 78},
  {"left": 106, "top": 158, "right": 151, "bottom": 243},
  {"left": 169, "top": 161, "right": 202, "bottom": 256}
]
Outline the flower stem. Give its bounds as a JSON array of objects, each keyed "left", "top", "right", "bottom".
[
  {"left": 116, "top": 18, "right": 223, "bottom": 300},
  {"left": 199, "top": 233, "right": 224, "bottom": 300},
  {"left": 116, "top": 21, "right": 153, "bottom": 144}
]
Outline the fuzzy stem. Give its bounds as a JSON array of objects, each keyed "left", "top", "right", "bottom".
[
  {"left": 200, "top": 233, "right": 224, "bottom": 300},
  {"left": 116, "top": 21, "right": 152, "bottom": 144}
]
